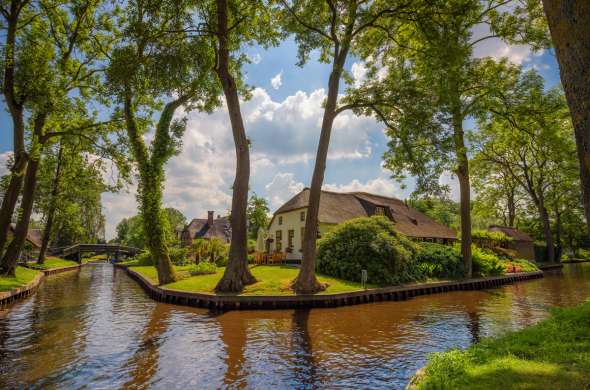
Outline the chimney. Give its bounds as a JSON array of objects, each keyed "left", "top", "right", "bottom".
[{"left": 208, "top": 211, "right": 214, "bottom": 226}]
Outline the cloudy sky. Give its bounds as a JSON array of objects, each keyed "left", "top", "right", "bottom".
[{"left": 0, "top": 34, "right": 561, "bottom": 239}]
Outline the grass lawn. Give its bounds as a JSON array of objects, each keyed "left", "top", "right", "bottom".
[
  {"left": 27, "top": 256, "right": 79, "bottom": 270},
  {"left": 0, "top": 266, "right": 42, "bottom": 292},
  {"left": 411, "top": 300, "right": 590, "bottom": 389},
  {"left": 130, "top": 265, "right": 373, "bottom": 295}
]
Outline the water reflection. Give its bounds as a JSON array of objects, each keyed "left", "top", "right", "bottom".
[{"left": 0, "top": 263, "right": 588, "bottom": 389}]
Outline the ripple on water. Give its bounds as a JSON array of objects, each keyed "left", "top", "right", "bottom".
[{"left": 0, "top": 263, "right": 589, "bottom": 389}]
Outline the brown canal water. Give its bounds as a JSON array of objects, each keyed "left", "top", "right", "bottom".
[{"left": 0, "top": 263, "right": 589, "bottom": 389}]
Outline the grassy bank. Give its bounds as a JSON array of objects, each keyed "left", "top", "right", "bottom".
[
  {"left": 0, "top": 266, "right": 42, "bottom": 292},
  {"left": 27, "top": 257, "right": 79, "bottom": 270},
  {"left": 129, "top": 265, "right": 372, "bottom": 295},
  {"left": 411, "top": 300, "right": 590, "bottom": 389}
]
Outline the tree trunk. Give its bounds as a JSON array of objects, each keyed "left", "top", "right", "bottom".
[
  {"left": 555, "top": 211, "right": 562, "bottom": 262},
  {"left": 542, "top": 1, "right": 590, "bottom": 236},
  {"left": 0, "top": 158, "right": 40, "bottom": 276},
  {"left": 507, "top": 185, "right": 516, "bottom": 227},
  {"left": 214, "top": 0, "right": 256, "bottom": 293},
  {"left": 453, "top": 115, "right": 472, "bottom": 278},
  {"left": 0, "top": 1, "right": 27, "bottom": 255},
  {"left": 0, "top": 155, "right": 26, "bottom": 253},
  {"left": 537, "top": 196, "right": 555, "bottom": 262},
  {"left": 141, "top": 175, "right": 176, "bottom": 285},
  {"left": 294, "top": 52, "right": 349, "bottom": 294},
  {"left": 38, "top": 143, "right": 64, "bottom": 264}
]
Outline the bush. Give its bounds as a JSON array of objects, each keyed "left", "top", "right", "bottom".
[
  {"left": 576, "top": 247, "right": 590, "bottom": 259},
  {"left": 188, "top": 261, "right": 217, "bottom": 276},
  {"left": 133, "top": 251, "right": 154, "bottom": 266},
  {"left": 471, "top": 246, "right": 505, "bottom": 277},
  {"left": 317, "top": 216, "right": 420, "bottom": 286},
  {"left": 504, "top": 258, "right": 539, "bottom": 273},
  {"left": 169, "top": 247, "right": 189, "bottom": 265},
  {"left": 471, "top": 229, "right": 513, "bottom": 243},
  {"left": 416, "top": 242, "right": 464, "bottom": 279},
  {"left": 248, "top": 239, "right": 257, "bottom": 254}
]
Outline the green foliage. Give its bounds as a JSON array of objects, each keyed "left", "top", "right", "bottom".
[
  {"left": 471, "top": 229, "right": 513, "bottom": 244},
  {"left": 414, "top": 300, "right": 590, "bottom": 389},
  {"left": 471, "top": 246, "right": 505, "bottom": 277},
  {"left": 317, "top": 216, "right": 420, "bottom": 286},
  {"left": 188, "top": 261, "right": 217, "bottom": 276},
  {"left": 416, "top": 243, "right": 464, "bottom": 279},
  {"left": 409, "top": 197, "right": 459, "bottom": 229},
  {"left": 576, "top": 248, "right": 590, "bottom": 260},
  {"left": 168, "top": 247, "right": 189, "bottom": 266},
  {"left": 247, "top": 194, "right": 270, "bottom": 239},
  {"left": 192, "top": 237, "right": 229, "bottom": 266},
  {"left": 504, "top": 258, "right": 539, "bottom": 273},
  {"left": 0, "top": 267, "right": 41, "bottom": 292},
  {"left": 115, "top": 208, "right": 187, "bottom": 249},
  {"left": 133, "top": 251, "right": 155, "bottom": 266}
]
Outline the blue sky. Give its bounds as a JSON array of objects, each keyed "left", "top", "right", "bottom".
[{"left": 0, "top": 37, "right": 562, "bottom": 238}]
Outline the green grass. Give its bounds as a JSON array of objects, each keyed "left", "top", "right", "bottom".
[
  {"left": 27, "top": 256, "right": 79, "bottom": 270},
  {"left": 411, "top": 300, "right": 590, "bottom": 389},
  {"left": 130, "top": 265, "right": 373, "bottom": 295},
  {"left": 0, "top": 266, "right": 42, "bottom": 292}
]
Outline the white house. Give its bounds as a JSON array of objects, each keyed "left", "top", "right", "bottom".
[{"left": 257, "top": 189, "right": 457, "bottom": 261}]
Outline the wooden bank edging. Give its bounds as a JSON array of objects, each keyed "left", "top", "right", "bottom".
[
  {"left": 0, "top": 272, "right": 44, "bottom": 307},
  {"left": 115, "top": 264, "right": 544, "bottom": 311},
  {"left": 538, "top": 263, "right": 565, "bottom": 271}
]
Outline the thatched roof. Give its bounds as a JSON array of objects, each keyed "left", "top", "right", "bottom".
[
  {"left": 182, "top": 216, "right": 231, "bottom": 242},
  {"left": 8, "top": 224, "right": 42, "bottom": 248},
  {"left": 488, "top": 225, "right": 533, "bottom": 242},
  {"left": 274, "top": 189, "right": 457, "bottom": 240}
]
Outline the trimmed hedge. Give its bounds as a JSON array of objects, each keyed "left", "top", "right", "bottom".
[{"left": 317, "top": 216, "right": 421, "bottom": 286}]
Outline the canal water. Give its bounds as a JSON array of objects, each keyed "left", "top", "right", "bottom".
[{"left": 0, "top": 263, "right": 589, "bottom": 389}]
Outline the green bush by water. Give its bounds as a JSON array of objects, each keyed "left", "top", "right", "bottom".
[
  {"left": 317, "top": 216, "right": 421, "bottom": 286},
  {"left": 416, "top": 242, "right": 464, "bottom": 279}
]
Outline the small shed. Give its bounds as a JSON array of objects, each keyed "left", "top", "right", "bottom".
[{"left": 488, "top": 225, "right": 535, "bottom": 261}]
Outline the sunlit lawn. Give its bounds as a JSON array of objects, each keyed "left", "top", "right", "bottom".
[
  {"left": 0, "top": 266, "right": 42, "bottom": 292},
  {"left": 411, "top": 300, "right": 590, "bottom": 389},
  {"left": 130, "top": 265, "right": 373, "bottom": 295},
  {"left": 28, "top": 256, "right": 79, "bottom": 270}
]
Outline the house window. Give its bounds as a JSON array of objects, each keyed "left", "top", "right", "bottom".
[
  {"left": 276, "top": 230, "right": 282, "bottom": 252},
  {"left": 288, "top": 229, "right": 294, "bottom": 249},
  {"left": 300, "top": 211, "right": 305, "bottom": 221},
  {"left": 375, "top": 206, "right": 386, "bottom": 216},
  {"left": 278, "top": 216, "right": 283, "bottom": 225}
]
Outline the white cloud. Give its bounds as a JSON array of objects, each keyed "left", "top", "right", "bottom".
[
  {"left": 351, "top": 62, "right": 367, "bottom": 87},
  {"left": 101, "top": 86, "right": 384, "bottom": 238},
  {"left": 323, "top": 176, "right": 406, "bottom": 199},
  {"left": 265, "top": 172, "right": 305, "bottom": 209},
  {"left": 0, "top": 151, "right": 12, "bottom": 177},
  {"left": 471, "top": 23, "right": 534, "bottom": 65},
  {"left": 248, "top": 53, "right": 262, "bottom": 64},
  {"left": 270, "top": 71, "right": 283, "bottom": 90}
]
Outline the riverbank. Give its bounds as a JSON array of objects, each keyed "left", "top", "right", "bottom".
[
  {"left": 116, "top": 264, "right": 543, "bottom": 310},
  {"left": 0, "top": 267, "right": 44, "bottom": 306},
  {"left": 408, "top": 299, "right": 590, "bottom": 389}
]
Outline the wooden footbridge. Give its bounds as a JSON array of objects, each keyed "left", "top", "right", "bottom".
[{"left": 50, "top": 243, "right": 141, "bottom": 262}]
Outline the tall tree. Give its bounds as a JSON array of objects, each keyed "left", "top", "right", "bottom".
[
  {"left": 280, "top": 0, "right": 415, "bottom": 293},
  {"left": 200, "top": 0, "right": 279, "bottom": 292},
  {"left": 0, "top": 0, "right": 118, "bottom": 275},
  {"left": 474, "top": 70, "right": 577, "bottom": 262},
  {"left": 541, "top": 1, "right": 590, "bottom": 236},
  {"left": 344, "top": 0, "right": 544, "bottom": 277},
  {"left": 107, "top": 0, "right": 219, "bottom": 284},
  {"left": 247, "top": 194, "right": 270, "bottom": 239}
]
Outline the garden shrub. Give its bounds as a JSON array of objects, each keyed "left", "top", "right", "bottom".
[
  {"left": 317, "top": 216, "right": 420, "bottom": 286},
  {"left": 576, "top": 247, "right": 590, "bottom": 259},
  {"left": 416, "top": 242, "right": 464, "bottom": 279},
  {"left": 471, "top": 246, "right": 505, "bottom": 276},
  {"left": 504, "top": 258, "right": 539, "bottom": 273},
  {"left": 188, "top": 261, "right": 217, "bottom": 276},
  {"left": 169, "top": 247, "right": 189, "bottom": 265},
  {"left": 133, "top": 251, "right": 154, "bottom": 266}
]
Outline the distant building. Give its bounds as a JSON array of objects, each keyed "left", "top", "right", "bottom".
[
  {"left": 258, "top": 189, "right": 457, "bottom": 261},
  {"left": 488, "top": 225, "right": 535, "bottom": 261},
  {"left": 7, "top": 224, "right": 42, "bottom": 261},
  {"left": 180, "top": 211, "right": 231, "bottom": 247}
]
